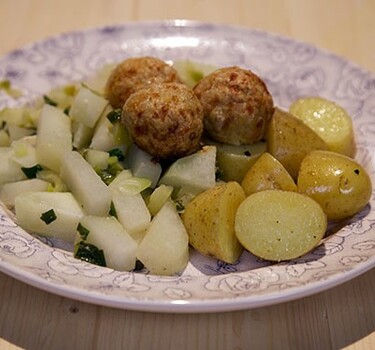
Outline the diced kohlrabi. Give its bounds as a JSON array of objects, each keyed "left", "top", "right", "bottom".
[
  {"left": 8, "top": 125, "right": 35, "bottom": 141},
  {"left": 159, "top": 145, "right": 216, "bottom": 194},
  {"left": 84, "top": 149, "right": 109, "bottom": 170},
  {"left": 0, "top": 147, "right": 26, "bottom": 185},
  {"left": 137, "top": 200, "right": 189, "bottom": 276},
  {"left": 109, "top": 170, "right": 151, "bottom": 242},
  {"left": 76, "top": 215, "right": 137, "bottom": 271},
  {"left": 60, "top": 151, "right": 111, "bottom": 216},
  {"left": 0, "top": 178, "right": 49, "bottom": 207},
  {"left": 10, "top": 138, "right": 38, "bottom": 168},
  {"left": 69, "top": 86, "right": 108, "bottom": 128},
  {"left": 72, "top": 121, "right": 94, "bottom": 150},
  {"left": 147, "top": 184, "right": 173, "bottom": 216},
  {"left": 128, "top": 144, "right": 162, "bottom": 188},
  {"left": 83, "top": 63, "right": 116, "bottom": 95},
  {"left": 0, "top": 130, "right": 10, "bottom": 147},
  {"left": 14, "top": 191, "right": 85, "bottom": 243},
  {"left": 90, "top": 106, "right": 117, "bottom": 151},
  {"left": 36, "top": 104, "right": 72, "bottom": 172}
]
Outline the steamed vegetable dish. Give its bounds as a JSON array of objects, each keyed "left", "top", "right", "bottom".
[{"left": 0, "top": 56, "right": 372, "bottom": 276}]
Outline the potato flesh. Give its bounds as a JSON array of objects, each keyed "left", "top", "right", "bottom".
[
  {"left": 235, "top": 190, "right": 327, "bottom": 261},
  {"left": 182, "top": 182, "right": 246, "bottom": 264},
  {"left": 241, "top": 152, "right": 297, "bottom": 196},
  {"left": 290, "top": 97, "right": 356, "bottom": 157},
  {"left": 298, "top": 150, "right": 372, "bottom": 220}
]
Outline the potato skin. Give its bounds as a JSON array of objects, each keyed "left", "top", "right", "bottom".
[
  {"left": 235, "top": 190, "right": 327, "bottom": 261},
  {"left": 266, "top": 108, "right": 328, "bottom": 180},
  {"left": 194, "top": 66, "right": 274, "bottom": 145},
  {"left": 105, "top": 56, "right": 180, "bottom": 108},
  {"left": 182, "top": 182, "right": 246, "bottom": 264},
  {"left": 241, "top": 152, "right": 297, "bottom": 196},
  {"left": 297, "top": 150, "right": 372, "bottom": 220}
]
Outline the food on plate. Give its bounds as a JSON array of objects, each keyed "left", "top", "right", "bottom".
[
  {"left": 122, "top": 82, "right": 204, "bottom": 159},
  {"left": 297, "top": 150, "right": 372, "bottom": 220},
  {"left": 0, "top": 56, "right": 372, "bottom": 276},
  {"left": 266, "top": 107, "right": 328, "bottom": 180},
  {"left": 235, "top": 190, "right": 327, "bottom": 261},
  {"left": 105, "top": 56, "right": 180, "bottom": 108},
  {"left": 210, "top": 140, "right": 267, "bottom": 183},
  {"left": 290, "top": 96, "right": 356, "bottom": 157},
  {"left": 241, "top": 152, "right": 297, "bottom": 196},
  {"left": 182, "top": 181, "right": 246, "bottom": 263},
  {"left": 194, "top": 66, "right": 274, "bottom": 145}
]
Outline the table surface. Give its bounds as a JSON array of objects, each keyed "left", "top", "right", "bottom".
[{"left": 1, "top": 1, "right": 375, "bottom": 349}]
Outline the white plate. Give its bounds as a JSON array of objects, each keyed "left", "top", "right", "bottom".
[{"left": 0, "top": 20, "right": 374, "bottom": 313}]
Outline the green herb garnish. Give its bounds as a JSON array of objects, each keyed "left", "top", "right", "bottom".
[
  {"left": 108, "top": 148, "right": 125, "bottom": 161},
  {"left": 109, "top": 201, "right": 118, "bottom": 218},
  {"left": 106, "top": 108, "right": 122, "bottom": 123},
  {"left": 40, "top": 209, "right": 57, "bottom": 225},
  {"left": 43, "top": 95, "right": 58, "bottom": 107},
  {"left": 21, "top": 164, "right": 43, "bottom": 179},
  {"left": 74, "top": 241, "right": 106, "bottom": 267},
  {"left": 77, "top": 222, "right": 90, "bottom": 240}
]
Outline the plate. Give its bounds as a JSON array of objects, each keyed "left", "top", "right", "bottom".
[{"left": 0, "top": 20, "right": 374, "bottom": 313}]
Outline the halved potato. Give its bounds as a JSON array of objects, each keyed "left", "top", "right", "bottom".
[
  {"left": 266, "top": 108, "right": 328, "bottom": 180},
  {"left": 298, "top": 150, "right": 372, "bottom": 220},
  {"left": 235, "top": 190, "right": 327, "bottom": 261},
  {"left": 290, "top": 96, "right": 356, "bottom": 157},
  {"left": 241, "top": 152, "right": 297, "bottom": 196},
  {"left": 182, "top": 181, "right": 246, "bottom": 263}
]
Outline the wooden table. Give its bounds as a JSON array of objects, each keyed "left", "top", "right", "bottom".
[{"left": 1, "top": 1, "right": 374, "bottom": 349}]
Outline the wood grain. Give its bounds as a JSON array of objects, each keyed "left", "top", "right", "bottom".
[{"left": 0, "top": 1, "right": 374, "bottom": 349}]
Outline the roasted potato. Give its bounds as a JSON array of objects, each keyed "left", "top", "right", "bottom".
[
  {"left": 290, "top": 97, "right": 356, "bottom": 157},
  {"left": 241, "top": 152, "right": 297, "bottom": 196},
  {"left": 235, "top": 189, "right": 327, "bottom": 261},
  {"left": 266, "top": 108, "right": 328, "bottom": 180},
  {"left": 297, "top": 150, "right": 372, "bottom": 220},
  {"left": 182, "top": 181, "right": 246, "bottom": 263}
]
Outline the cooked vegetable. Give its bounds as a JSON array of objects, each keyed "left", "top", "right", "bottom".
[
  {"left": 241, "top": 152, "right": 297, "bottom": 196},
  {"left": 75, "top": 215, "right": 137, "bottom": 271},
  {"left": 137, "top": 200, "right": 189, "bottom": 275},
  {"left": 0, "top": 147, "right": 26, "bottom": 185},
  {"left": 36, "top": 104, "right": 72, "bottom": 172},
  {"left": 297, "top": 150, "right": 372, "bottom": 220},
  {"left": 235, "top": 190, "right": 327, "bottom": 261},
  {"left": 159, "top": 145, "right": 216, "bottom": 194},
  {"left": 290, "top": 97, "right": 356, "bottom": 157},
  {"left": 182, "top": 182, "right": 246, "bottom": 263},
  {"left": 213, "top": 140, "right": 267, "bottom": 182},
  {"left": 266, "top": 108, "right": 328, "bottom": 179},
  {"left": 60, "top": 151, "right": 112, "bottom": 216},
  {"left": 14, "top": 191, "right": 85, "bottom": 243}
]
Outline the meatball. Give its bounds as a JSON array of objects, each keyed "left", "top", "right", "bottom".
[
  {"left": 193, "top": 66, "right": 274, "bottom": 145},
  {"left": 122, "top": 82, "right": 204, "bottom": 159},
  {"left": 105, "top": 56, "right": 180, "bottom": 108}
]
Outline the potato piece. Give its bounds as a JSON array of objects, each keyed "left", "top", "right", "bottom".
[
  {"left": 298, "top": 150, "right": 372, "bottom": 220},
  {"left": 182, "top": 182, "right": 246, "bottom": 264},
  {"left": 290, "top": 97, "right": 356, "bottom": 157},
  {"left": 241, "top": 152, "right": 297, "bottom": 196},
  {"left": 267, "top": 108, "right": 328, "bottom": 180},
  {"left": 214, "top": 140, "right": 267, "bottom": 182},
  {"left": 235, "top": 190, "right": 327, "bottom": 261}
]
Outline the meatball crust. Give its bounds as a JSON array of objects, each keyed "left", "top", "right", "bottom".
[
  {"left": 193, "top": 66, "right": 274, "bottom": 145},
  {"left": 105, "top": 56, "right": 180, "bottom": 108},
  {"left": 122, "top": 82, "right": 204, "bottom": 159}
]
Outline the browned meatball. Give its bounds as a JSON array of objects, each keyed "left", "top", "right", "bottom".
[
  {"left": 193, "top": 66, "right": 274, "bottom": 145},
  {"left": 122, "top": 82, "right": 204, "bottom": 159},
  {"left": 105, "top": 56, "right": 180, "bottom": 108}
]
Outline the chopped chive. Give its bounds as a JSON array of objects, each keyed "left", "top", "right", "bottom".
[
  {"left": 109, "top": 201, "right": 118, "bottom": 218},
  {"left": 77, "top": 222, "right": 90, "bottom": 240},
  {"left": 106, "top": 108, "right": 122, "bottom": 123},
  {"left": 108, "top": 148, "right": 125, "bottom": 161},
  {"left": 40, "top": 209, "right": 57, "bottom": 225},
  {"left": 74, "top": 241, "right": 106, "bottom": 267},
  {"left": 43, "top": 95, "right": 58, "bottom": 107},
  {"left": 63, "top": 106, "right": 71, "bottom": 115},
  {"left": 21, "top": 164, "right": 43, "bottom": 179},
  {"left": 133, "top": 259, "right": 144, "bottom": 272}
]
